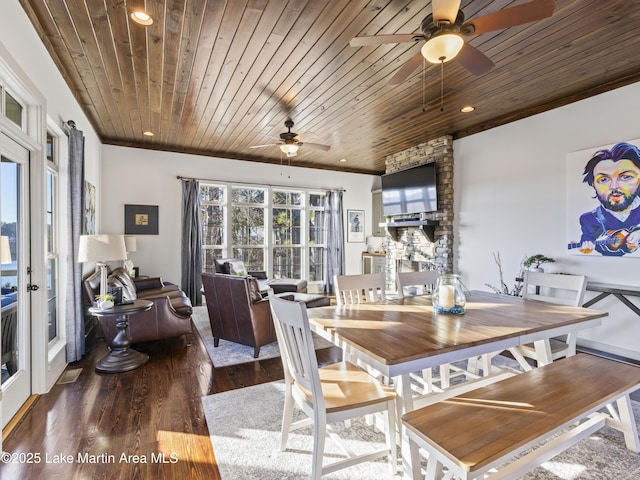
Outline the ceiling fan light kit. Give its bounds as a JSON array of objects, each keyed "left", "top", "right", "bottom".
[
  {"left": 279, "top": 144, "right": 299, "bottom": 157},
  {"left": 421, "top": 33, "right": 464, "bottom": 63}
]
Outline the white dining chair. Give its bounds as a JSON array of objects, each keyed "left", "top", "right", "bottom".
[
  {"left": 396, "top": 270, "right": 484, "bottom": 393},
  {"left": 511, "top": 271, "right": 587, "bottom": 369},
  {"left": 396, "top": 270, "right": 437, "bottom": 299},
  {"left": 335, "top": 273, "right": 386, "bottom": 305},
  {"left": 268, "top": 292, "right": 397, "bottom": 479}
]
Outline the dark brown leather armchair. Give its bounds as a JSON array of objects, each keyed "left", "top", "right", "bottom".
[
  {"left": 201, "top": 272, "right": 277, "bottom": 358},
  {"left": 83, "top": 267, "right": 193, "bottom": 346},
  {"left": 213, "top": 258, "right": 308, "bottom": 294}
]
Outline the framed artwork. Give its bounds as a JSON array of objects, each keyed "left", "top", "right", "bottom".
[
  {"left": 83, "top": 180, "right": 96, "bottom": 235},
  {"left": 125, "top": 204, "right": 159, "bottom": 235},
  {"left": 566, "top": 138, "right": 640, "bottom": 258},
  {"left": 347, "top": 209, "right": 365, "bottom": 243}
]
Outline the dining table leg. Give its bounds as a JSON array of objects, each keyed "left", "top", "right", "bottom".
[
  {"left": 533, "top": 339, "right": 553, "bottom": 366},
  {"left": 395, "top": 373, "right": 422, "bottom": 479}
]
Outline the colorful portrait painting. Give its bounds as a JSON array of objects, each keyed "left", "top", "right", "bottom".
[{"left": 566, "top": 139, "right": 640, "bottom": 257}]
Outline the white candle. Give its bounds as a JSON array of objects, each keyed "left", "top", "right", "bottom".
[{"left": 439, "top": 285, "right": 455, "bottom": 309}]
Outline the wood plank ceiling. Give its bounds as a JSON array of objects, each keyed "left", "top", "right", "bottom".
[{"left": 18, "top": 0, "right": 640, "bottom": 174}]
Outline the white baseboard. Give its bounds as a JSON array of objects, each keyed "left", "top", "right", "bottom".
[{"left": 578, "top": 339, "right": 640, "bottom": 363}]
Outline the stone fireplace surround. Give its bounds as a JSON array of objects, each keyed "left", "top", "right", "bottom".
[{"left": 383, "top": 135, "right": 454, "bottom": 291}]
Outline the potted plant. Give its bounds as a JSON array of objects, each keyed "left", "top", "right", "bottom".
[
  {"left": 523, "top": 254, "right": 555, "bottom": 272},
  {"left": 95, "top": 293, "right": 115, "bottom": 310}
]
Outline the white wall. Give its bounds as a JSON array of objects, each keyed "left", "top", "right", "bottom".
[
  {"left": 455, "top": 81, "right": 640, "bottom": 360},
  {"left": 101, "top": 145, "right": 377, "bottom": 283}
]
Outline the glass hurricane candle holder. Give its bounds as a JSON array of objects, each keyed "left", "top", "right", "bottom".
[{"left": 432, "top": 274, "right": 466, "bottom": 314}]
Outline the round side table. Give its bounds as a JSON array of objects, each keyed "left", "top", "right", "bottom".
[{"left": 89, "top": 299, "right": 153, "bottom": 373}]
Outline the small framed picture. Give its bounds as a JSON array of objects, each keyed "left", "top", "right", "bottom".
[
  {"left": 124, "top": 204, "right": 159, "bottom": 235},
  {"left": 347, "top": 210, "right": 365, "bottom": 243}
]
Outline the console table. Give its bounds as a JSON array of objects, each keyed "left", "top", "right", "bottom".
[
  {"left": 89, "top": 299, "right": 153, "bottom": 373},
  {"left": 583, "top": 282, "right": 640, "bottom": 317}
]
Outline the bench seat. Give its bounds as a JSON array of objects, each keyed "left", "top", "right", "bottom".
[{"left": 402, "top": 354, "right": 640, "bottom": 480}]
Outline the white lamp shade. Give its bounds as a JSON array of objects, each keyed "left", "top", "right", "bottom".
[
  {"left": 421, "top": 33, "right": 464, "bottom": 64},
  {"left": 124, "top": 235, "right": 137, "bottom": 253},
  {"left": 78, "top": 234, "right": 127, "bottom": 263},
  {"left": 0, "top": 236, "right": 12, "bottom": 264}
]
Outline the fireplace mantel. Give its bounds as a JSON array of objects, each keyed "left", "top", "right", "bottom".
[{"left": 382, "top": 220, "right": 438, "bottom": 242}]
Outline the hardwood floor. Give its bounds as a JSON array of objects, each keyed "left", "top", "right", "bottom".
[{"left": 0, "top": 324, "right": 341, "bottom": 479}]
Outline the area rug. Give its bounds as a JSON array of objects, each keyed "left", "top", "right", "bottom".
[
  {"left": 192, "top": 305, "right": 334, "bottom": 368},
  {"left": 203, "top": 380, "right": 640, "bottom": 480}
]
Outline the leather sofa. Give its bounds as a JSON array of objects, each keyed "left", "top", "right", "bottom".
[
  {"left": 83, "top": 267, "right": 193, "bottom": 346},
  {"left": 201, "top": 272, "right": 276, "bottom": 358}
]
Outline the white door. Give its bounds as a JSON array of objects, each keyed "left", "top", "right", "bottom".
[{"left": 1, "top": 132, "right": 31, "bottom": 426}]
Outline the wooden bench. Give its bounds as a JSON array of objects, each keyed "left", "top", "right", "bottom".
[{"left": 402, "top": 354, "right": 640, "bottom": 480}]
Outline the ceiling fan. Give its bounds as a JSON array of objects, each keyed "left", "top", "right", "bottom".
[
  {"left": 350, "top": 0, "right": 555, "bottom": 85},
  {"left": 249, "top": 120, "right": 331, "bottom": 157}
]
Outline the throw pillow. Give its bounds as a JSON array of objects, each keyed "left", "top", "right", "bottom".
[
  {"left": 247, "top": 276, "right": 263, "bottom": 303},
  {"left": 224, "top": 260, "right": 247, "bottom": 276},
  {"left": 110, "top": 269, "right": 138, "bottom": 301}
]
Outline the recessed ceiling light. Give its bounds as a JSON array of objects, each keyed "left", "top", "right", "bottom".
[
  {"left": 131, "top": 11, "right": 153, "bottom": 26},
  {"left": 460, "top": 106, "right": 475, "bottom": 113},
  {"left": 143, "top": 131, "right": 154, "bottom": 137},
  {"left": 339, "top": 158, "right": 347, "bottom": 163}
]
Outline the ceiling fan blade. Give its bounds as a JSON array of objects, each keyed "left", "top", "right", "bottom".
[
  {"left": 463, "top": 0, "right": 555, "bottom": 36},
  {"left": 455, "top": 43, "right": 494, "bottom": 76},
  {"left": 388, "top": 51, "right": 424, "bottom": 85},
  {"left": 350, "top": 34, "right": 419, "bottom": 47},
  {"left": 249, "top": 144, "right": 278, "bottom": 149},
  {"left": 432, "top": 0, "right": 462, "bottom": 24},
  {"left": 301, "top": 142, "right": 331, "bottom": 152}
]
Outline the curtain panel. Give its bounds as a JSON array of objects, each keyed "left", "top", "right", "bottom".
[
  {"left": 181, "top": 179, "right": 202, "bottom": 305},
  {"left": 65, "top": 126, "right": 85, "bottom": 362},
  {"left": 323, "top": 190, "right": 344, "bottom": 295}
]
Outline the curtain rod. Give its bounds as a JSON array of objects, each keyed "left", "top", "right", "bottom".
[
  {"left": 176, "top": 175, "right": 345, "bottom": 192},
  {"left": 61, "top": 119, "right": 77, "bottom": 136}
]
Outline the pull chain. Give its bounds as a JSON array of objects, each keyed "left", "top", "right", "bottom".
[
  {"left": 422, "top": 58, "right": 427, "bottom": 112},
  {"left": 440, "top": 58, "right": 445, "bottom": 112}
]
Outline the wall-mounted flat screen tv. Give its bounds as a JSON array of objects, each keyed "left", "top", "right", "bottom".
[{"left": 381, "top": 163, "right": 438, "bottom": 216}]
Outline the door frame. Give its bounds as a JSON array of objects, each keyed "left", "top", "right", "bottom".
[{"left": 0, "top": 41, "right": 68, "bottom": 431}]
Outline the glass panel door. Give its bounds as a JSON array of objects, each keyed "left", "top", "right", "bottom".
[{"left": 1, "top": 133, "right": 30, "bottom": 427}]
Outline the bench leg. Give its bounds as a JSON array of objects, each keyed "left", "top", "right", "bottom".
[{"left": 616, "top": 395, "right": 640, "bottom": 452}]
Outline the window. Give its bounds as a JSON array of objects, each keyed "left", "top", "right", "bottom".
[
  {"left": 272, "top": 190, "right": 303, "bottom": 279},
  {"left": 308, "top": 193, "right": 326, "bottom": 282},
  {"left": 200, "top": 184, "right": 226, "bottom": 271},
  {"left": 46, "top": 132, "right": 59, "bottom": 343},
  {"left": 199, "top": 182, "right": 326, "bottom": 286},
  {"left": 2, "top": 86, "right": 24, "bottom": 129},
  {"left": 231, "top": 187, "right": 266, "bottom": 271}
]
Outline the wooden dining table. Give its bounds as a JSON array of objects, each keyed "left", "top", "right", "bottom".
[{"left": 306, "top": 290, "right": 608, "bottom": 477}]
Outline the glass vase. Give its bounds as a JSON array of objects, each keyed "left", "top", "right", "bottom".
[{"left": 432, "top": 274, "right": 466, "bottom": 314}]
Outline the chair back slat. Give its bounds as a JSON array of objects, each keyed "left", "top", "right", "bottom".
[
  {"left": 523, "top": 271, "right": 587, "bottom": 307},
  {"left": 396, "top": 270, "right": 438, "bottom": 299},
  {"left": 334, "top": 273, "right": 386, "bottom": 305},
  {"left": 269, "top": 293, "right": 321, "bottom": 404}
]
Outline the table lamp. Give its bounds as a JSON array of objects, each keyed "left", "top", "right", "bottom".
[
  {"left": 123, "top": 235, "right": 137, "bottom": 276},
  {"left": 78, "top": 234, "right": 127, "bottom": 301}
]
